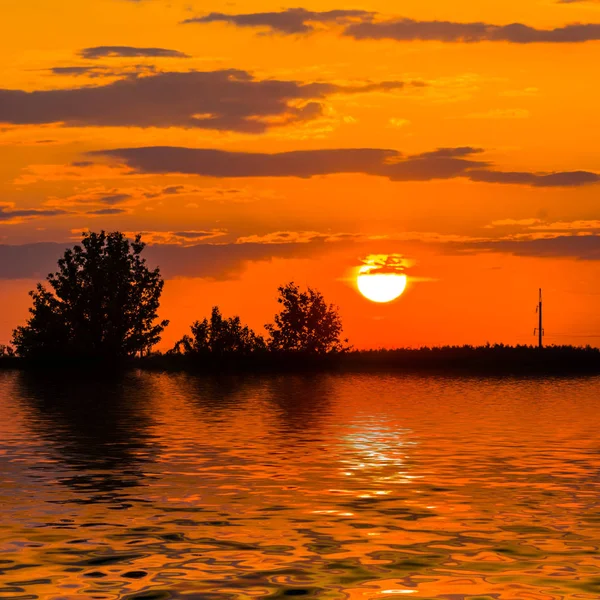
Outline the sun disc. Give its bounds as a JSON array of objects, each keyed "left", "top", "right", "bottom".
[{"left": 357, "top": 272, "right": 407, "bottom": 303}]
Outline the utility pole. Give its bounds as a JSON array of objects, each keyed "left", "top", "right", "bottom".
[{"left": 534, "top": 288, "right": 544, "bottom": 348}]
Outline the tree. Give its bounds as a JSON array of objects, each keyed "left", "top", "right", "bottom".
[
  {"left": 0, "top": 345, "right": 15, "bottom": 358},
  {"left": 266, "top": 282, "right": 348, "bottom": 354},
  {"left": 12, "top": 231, "right": 169, "bottom": 359},
  {"left": 173, "top": 306, "right": 265, "bottom": 357}
]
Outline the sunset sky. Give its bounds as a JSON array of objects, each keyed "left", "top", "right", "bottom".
[{"left": 2, "top": 0, "right": 600, "bottom": 349}]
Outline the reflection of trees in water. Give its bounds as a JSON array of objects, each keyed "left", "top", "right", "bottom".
[
  {"left": 173, "top": 373, "right": 259, "bottom": 420},
  {"left": 264, "top": 374, "right": 335, "bottom": 434},
  {"left": 16, "top": 371, "right": 157, "bottom": 502}
]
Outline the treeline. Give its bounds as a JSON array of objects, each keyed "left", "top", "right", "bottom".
[
  {"left": 1, "top": 230, "right": 599, "bottom": 375},
  {"left": 0, "top": 231, "right": 347, "bottom": 364}
]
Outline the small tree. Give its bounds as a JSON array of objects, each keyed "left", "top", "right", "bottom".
[
  {"left": 266, "top": 282, "right": 348, "bottom": 354},
  {"left": 173, "top": 306, "right": 265, "bottom": 357},
  {"left": 0, "top": 345, "right": 15, "bottom": 358},
  {"left": 12, "top": 231, "right": 168, "bottom": 359}
]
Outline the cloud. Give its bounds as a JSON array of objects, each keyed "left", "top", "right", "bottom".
[
  {"left": 184, "top": 10, "right": 600, "bottom": 44},
  {"left": 0, "top": 203, "right": 125, "bottom": 224},
  {"left": 45, "top": 185, "right": 276, "bottom": 212},
  {"left": 4, "top": 230, "right": 600, "bottom": 282},
  {"left": 485, "top": 218, "right": 544, "bottom": 228},
  {"left": 469, "top": 169, "right": 600, "bottom": 187},
  {"left": 49, "top": 64, "right": 158, "bottom": 78},
  {"left": 182, "top": 8, "right": 375, "bottom": 34},
  {"left": 0, "top": 203, "right": 70, "bottom": 224},
  {"left": 0, "top": 240, "right": 324, "bottom": 280},
  {"left": 234, "top": 230, "right": 368, "bottom": 244},
  {"left": 85, "top": 208, "right": 128, "bottom": 216},
  {"left": 79, "top": 46, "right": 190, "bottom": 59},
  {"left": 0, "top": 70, "right": 411, "bottom": 132},
  {"left": 14, "top": 162, "right": 140, "bottom": 185},
  {"left": 531, "top": 220, "right": 600, "bottom": 230},
  {"left": 121, "top": 230, "right": 227, "bottom": 245},
  {"left": 92, "top": 146, "right": 484, "bottom": 180},
  {"left": 458, "top": 235, "right": 600, "bottom": 260},
  {"left": 360, "top": 253, "right": 410, "bottom": 274},
  {"left": 485, "top": 217, "right": 600, "bottom": 232},
  {"left": 92, "top": 145, "right": 600, "bottom": 188},
  {"left": 344, "top": 18, "right": 600, "bottom": 43}
]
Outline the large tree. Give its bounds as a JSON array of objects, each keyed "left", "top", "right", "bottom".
[
  {"left": 266, "top": 282, "right": 347, "bottom": 354},
  {"left": 12, "top": 231, "right": 168, "bottom": 359},
  {"left": 173, "top": 306, "right": 265, "bottom": 357}
]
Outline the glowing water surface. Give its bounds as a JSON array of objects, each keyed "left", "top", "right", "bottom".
[{"left": 0, "top": 371, "right": 599, "bottom": 599}]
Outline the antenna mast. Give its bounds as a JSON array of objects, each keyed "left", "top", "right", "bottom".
[{"left": 534, "top": 288, "right": 544, "bottom": 348}]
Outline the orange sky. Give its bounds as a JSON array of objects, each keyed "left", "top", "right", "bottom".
[{"left": 1, "top": 0, "right": 600, "bottom": 349}]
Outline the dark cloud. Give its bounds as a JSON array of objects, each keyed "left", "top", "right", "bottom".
[
  {"left": 0, "top": 243, "right": 68, "bottom": 278},
  {"left": 86, "top": 208, "right": 128, "bottom": 215},
  {"left": 183, "top": 9, "right": 600, "bottom": 43},
  {"left": 344, "top": 18, "right": 600, "bottom": 43},
  {"left": 51, "top": 66, "right": 104, "bottom": 77},
  {"left": 92, "top": 145, "right": 600, "bottom": 188},
  {"left": 0, "top": 240, "right": 322, "bottom": 280},
  {"left": 162, "top": 186, "right": 186, "bottom": 195},
  {"left": 182, "top": 8, "right": 374, "bottom": 34},
  {"left": 3, "top": 234, "right": 599, "bottom": 281},
  {"left": 98, "top": 194, "right": 133, "bottom": 205},
  {"left": 457, "top": 235, "right": 600, "bottom": 260},
  {"left": 0, "top": 206, "right": 70, "bottom": 223},
  {"left": 79, "top": 46, "right": 189, "bottom": 59},
  {"left": 0, "top": 70, "right": 408, "bottom": 132},
  {"left": 171, "top": 231, "right": 219, "bottom": 238},
  {"left": 415, "top": 147, "right": 485, "bottom": 159},
  {"left": 469, "top": 169, "right": 600, "bottom": 187}
]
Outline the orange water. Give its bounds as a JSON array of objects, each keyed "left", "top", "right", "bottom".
[{"left": 0, "top": 371, "right": 599, "bottom": 599}]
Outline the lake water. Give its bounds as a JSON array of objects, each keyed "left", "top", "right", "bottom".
[{"left": 0, "top": 371, "right": 599, "bottom": 600}]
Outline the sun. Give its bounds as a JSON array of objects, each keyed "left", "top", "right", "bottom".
[{"left": 357, "top": 267, "right": 408, "bottom": 303}]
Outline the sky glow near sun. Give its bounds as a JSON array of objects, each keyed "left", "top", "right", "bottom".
[{"left": 1, "top": 0, "right": 600, "bottom": 348}]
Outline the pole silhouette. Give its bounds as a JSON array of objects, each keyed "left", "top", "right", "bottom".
[{"left": 534, "top": 288, "right": 544, "bottom": 348}]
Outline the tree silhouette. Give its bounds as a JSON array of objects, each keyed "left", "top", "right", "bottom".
[
  {"left": 173, "top": 306, "right": 265, "bottom": 357},
  {"left": 12, "top": 231, "right": 168, "bottom": 359},
  {"left": 266, "top": 282, "right": 347, "bottom": 354}
]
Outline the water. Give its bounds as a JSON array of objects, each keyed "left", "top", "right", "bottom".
[{"left": 0, "top": 370, "right": 599, "bottom": 600}]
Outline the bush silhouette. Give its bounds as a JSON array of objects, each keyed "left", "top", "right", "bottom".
[
  {"left": 265, "top": 282, "right": 348, "bottom": 354},
  {"left": 12, "top": 231, "right": 168, "bottom": 360},
  {"left": 172, "top": 306, "right": 265, "bottom": 357}
]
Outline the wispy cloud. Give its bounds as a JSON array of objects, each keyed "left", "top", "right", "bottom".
[
  {"left": 0, "top": 203, "right": 70, "bottom": 225},
  {"left": 79, "top": 46, "right": 190, "bottom": 59},
  {"left": 344, "top": 19, "right": 600, "bottom": 43},
  {"left": 0, "top": 202, "right": 128, "bottom": 224},
  {"left": 121, "top": 229, "right": 227, "bottom": 245},
  {"left": 49, "top": 64, "right": 158, "bottom": 78}
]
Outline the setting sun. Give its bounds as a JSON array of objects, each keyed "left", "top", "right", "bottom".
[{"left": 357, "top": 270, "right": 408, "bottom": 303}]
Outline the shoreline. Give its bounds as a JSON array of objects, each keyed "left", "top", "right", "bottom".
[{"left": 2, "top": 346, "right": 600, "bottom": 377}]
